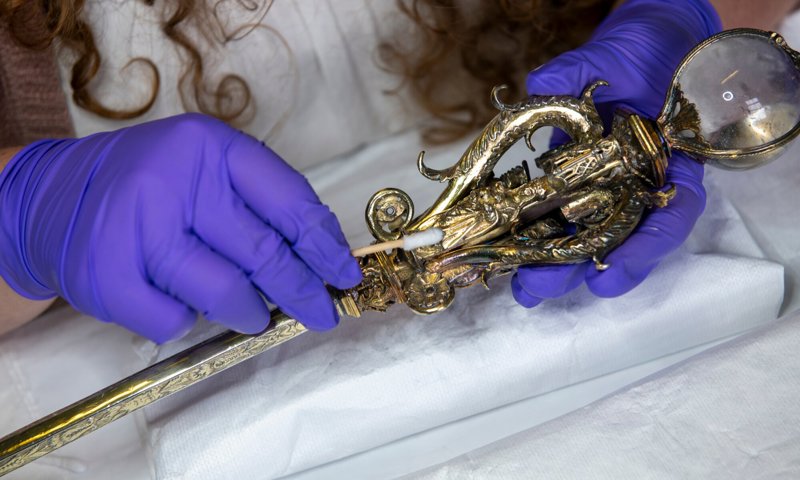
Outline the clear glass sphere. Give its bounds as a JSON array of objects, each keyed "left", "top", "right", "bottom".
[{"left": 659, "top": 29, "right": 800, "bottom": 169}]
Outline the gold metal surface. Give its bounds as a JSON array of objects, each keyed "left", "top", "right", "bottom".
[
  {"left": 2, "top": 27, "right": 799, "bottom": 476},
  {"left": 346, "top": 81, "right": 668, "bottom": 316}
]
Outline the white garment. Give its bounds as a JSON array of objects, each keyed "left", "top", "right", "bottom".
[{"left": 60, "top": 0, "right": 420, "bottom": 171}]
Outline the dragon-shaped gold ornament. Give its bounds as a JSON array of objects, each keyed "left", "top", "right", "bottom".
[{"left": 337, "top": 81, "right": 675, "bottom": 317}]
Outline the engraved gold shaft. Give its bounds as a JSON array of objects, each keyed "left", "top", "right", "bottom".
[{"left": 0, "top": 310, "right": 306, "bottom": 476}]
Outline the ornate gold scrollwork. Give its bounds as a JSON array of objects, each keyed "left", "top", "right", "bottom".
[
  {"left": 365, "top": 188, "right": 414, "bottom": 242},
  {"left": 343, "top": 80, "right": 671, "bottom": 317}
]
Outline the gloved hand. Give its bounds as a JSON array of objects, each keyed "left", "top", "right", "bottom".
[
  {"left": 513, "top": 0, "right": 721, "bottom": 307},
  {"left": 0, "top": 113, "right": 361, "bottom": 343}
]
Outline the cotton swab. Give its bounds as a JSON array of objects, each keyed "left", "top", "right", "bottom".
[{"left": 351, "top": 228, "right": 444, "bottom": 257}]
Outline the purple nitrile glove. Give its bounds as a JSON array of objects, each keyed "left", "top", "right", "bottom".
[
  {"left": 513, "top": 0, "right": 721, "bottom": 307},
  {"left": 0, "top": 113, "right": 362, "bottom": 343}
]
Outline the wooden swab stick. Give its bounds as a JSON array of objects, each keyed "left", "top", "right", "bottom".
[{"left": 351, "top": 228, "right": 444, "bottom": 257}]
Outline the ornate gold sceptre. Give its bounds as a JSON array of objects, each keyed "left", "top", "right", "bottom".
[{"left": 2, "top": 28, "right": 800, "bottom": 475}]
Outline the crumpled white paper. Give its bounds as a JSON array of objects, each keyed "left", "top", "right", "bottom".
[
  {"left": 144, "top": 131, "right": 785, "bottom": 480},
  {"left": 406, "top": 308, "right": 800, "bottom": 480}
]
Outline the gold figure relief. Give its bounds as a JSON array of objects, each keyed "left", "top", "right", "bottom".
[
  {"left": 660, "top": 86, "right": 713, "bottom": 151},
  {"left": 342, "top": 79, "right": 671, "bottom": 318}
]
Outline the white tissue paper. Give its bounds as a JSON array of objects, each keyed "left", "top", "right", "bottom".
[
  {"left": 143, "top": 131, "right": 784, "bottom": 480},
  {"left": 407, "top": 309, "right": 800, "bottom": 480}
]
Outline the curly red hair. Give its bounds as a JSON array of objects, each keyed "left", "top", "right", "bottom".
[{"left": 1, "top": 0, "right": 613, "bottom": 141}]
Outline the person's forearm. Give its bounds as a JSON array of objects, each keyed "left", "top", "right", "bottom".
[
  {"left": 710, "top": 0, "right": 800, "bottom": 29},
  {"left": 0, "top": 147, "right": 56, "bottom": 336},
  {"left": 614, "top": 0, "right": 799, "bottom": 30}
]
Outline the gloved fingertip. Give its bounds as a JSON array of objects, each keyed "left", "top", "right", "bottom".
[
  {"left": 585, "top": 259, "right": 658, "bottom": 298},
  {"left": 334, "top": 257, "right": 363, "bottom": 290},
  {"left": 512, "top": 275, "right": 544, "bottom": 308},
  {"left": 106, "top": 281, "right": 198, "bottom": 344},
  {"left": 291, "top": 208, "right": 363, "bottom": 289},
  {"left": 207, "top": 284, "right": 271, "bottom": 335},
  {"left": 153, "top": 314, "right": 196, "bottom": 344},
  {"left": 249, "top": 248, "right": 341, "bottom": 331},
  {"left": 164, "top": 243, "right": 272, "bottom": 335},
  {"left": 148, "top": 308, "right": 197, "bottom": 345},
  {"left": 294, "top": 297, "right": 339, "bottom": 332},
  {"left": 516, "top": 263, "right": 587, "bottom": 299},
  {"left": 300, "top": 248, "right": 362, "bottom": 291},
  {"left": 548, "top": 129, "right": 572, "bottom": 150}
]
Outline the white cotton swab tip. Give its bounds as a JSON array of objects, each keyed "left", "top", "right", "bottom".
[
  {"left": 401, "top": 228, "right": 444, "bottom": 250},
  {"left": 351, "top": 228, "right": 444, "bottom": 257}
]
